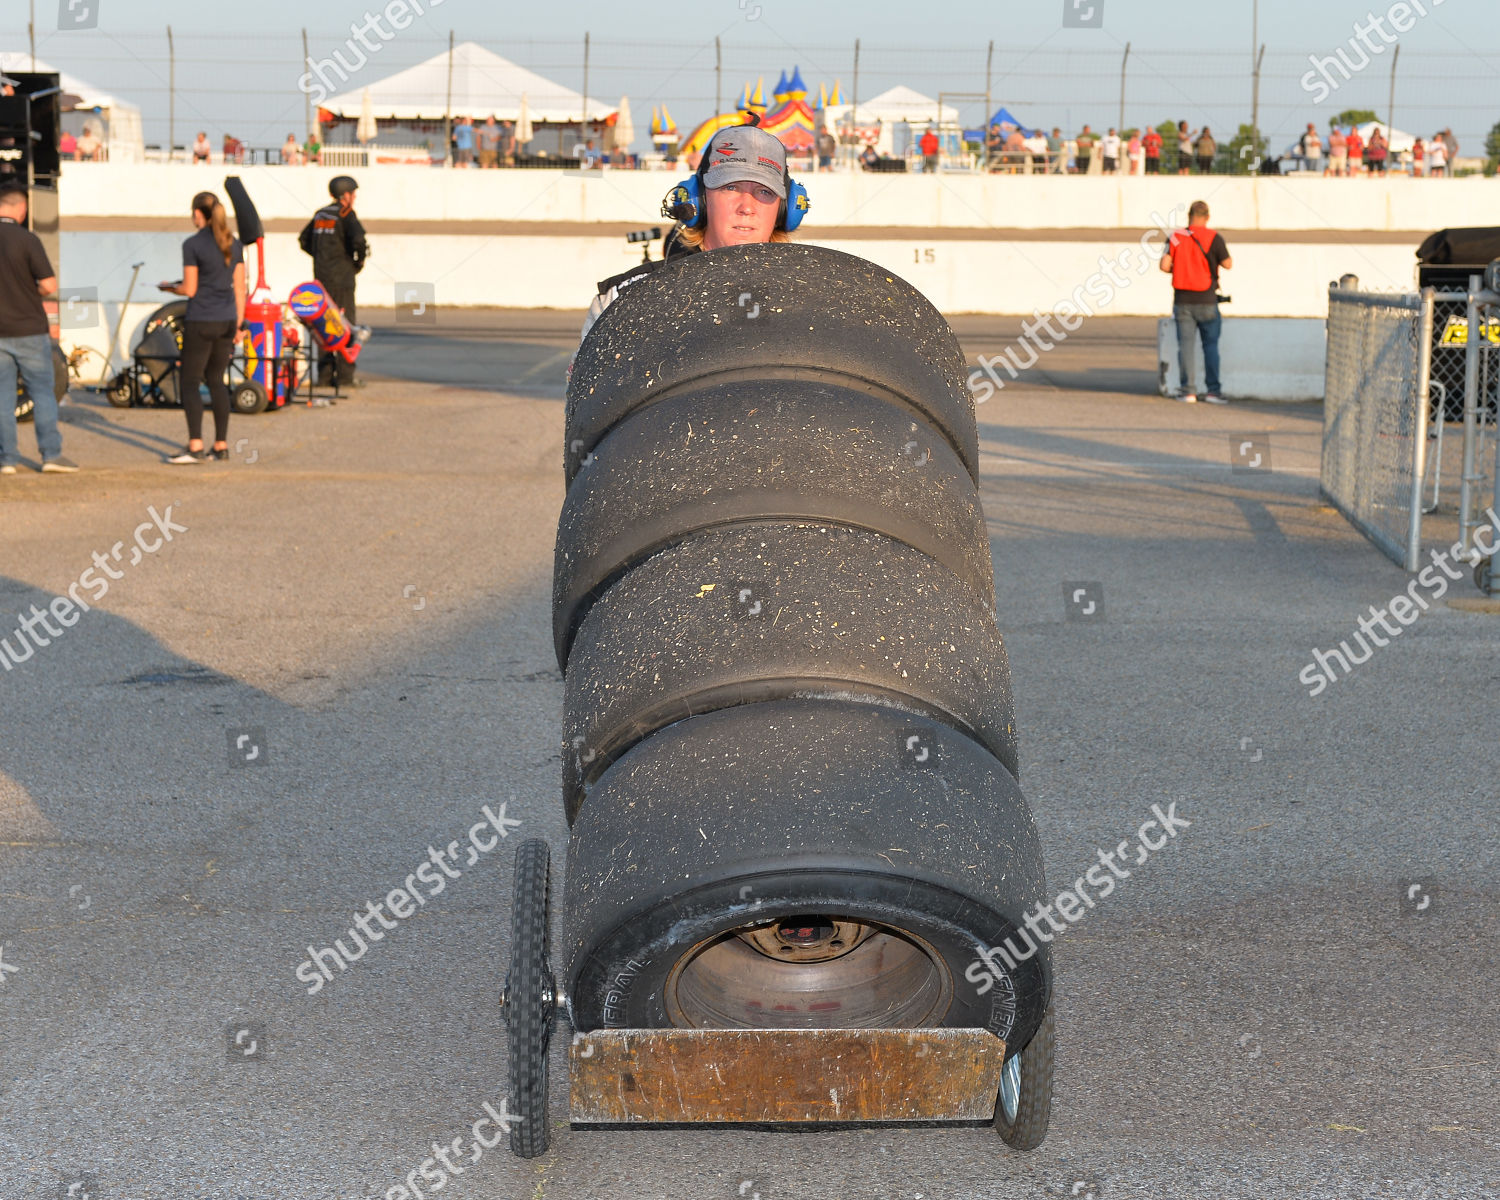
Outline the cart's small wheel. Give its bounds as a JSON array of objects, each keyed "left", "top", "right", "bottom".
[
  {"left": 232, "top": 379, "right": 269, "bottom": 415},
  {"left": 1475, "top": 556, "right": 1494, "bottom": 595},
  {"left": 994, "top": 1001, "right": 1055, "bottom": 1150},
  {"left": 105, "top": 373, "right": 134, "bottom": 408},
  {"left": 14, "top": 392, "right": 34, "bottom": 423},
  {"left": 503, "top": 838, "right": 555, "bottom": 1158}
]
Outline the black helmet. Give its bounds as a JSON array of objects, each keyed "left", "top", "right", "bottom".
[{"left": 329, "top": 175, "right": 358, "bottom": 199}]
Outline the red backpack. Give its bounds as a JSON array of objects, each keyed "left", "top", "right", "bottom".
[{"left": 1170, "top": 227, "right": 1216, "bottom": 292}]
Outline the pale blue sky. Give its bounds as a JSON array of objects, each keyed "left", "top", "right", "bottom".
[{"left": 7, "top": 0, "right": 1499, "bottom": 154}]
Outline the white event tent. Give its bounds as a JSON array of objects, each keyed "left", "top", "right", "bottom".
[
  {"left": 321, "top": 42, "right": 612, "bottom": 132},
  {"left": 0, "top": 52, "right": 145, "bottom": 163},
  {"left": 824, "top": 86, "right": 961, "bottom": 157}
]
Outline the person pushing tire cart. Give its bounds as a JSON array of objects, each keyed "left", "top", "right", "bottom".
[{"left": 501, "top": 121, "right": 1057, "bottom": 1160}]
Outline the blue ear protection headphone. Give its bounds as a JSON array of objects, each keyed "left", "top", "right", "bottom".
[{"left": 662, "top": 122, "right": 810, "bottom": 233}]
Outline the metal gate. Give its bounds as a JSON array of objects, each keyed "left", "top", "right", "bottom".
[
  {"left": 1321, "top": 286, "right": 1432, "bottom": 570},
  {"left": 1322, "top": 278, "right": 1500, "bottom": 591}
]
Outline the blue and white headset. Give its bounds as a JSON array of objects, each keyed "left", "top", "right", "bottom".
[{"left": 662, "top": 118, "right": 810, "bottom": 234}]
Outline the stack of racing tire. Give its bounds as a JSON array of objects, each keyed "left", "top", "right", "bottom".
[{"left": 530, "top": 243, "right": 1053, "bottom": 1155}]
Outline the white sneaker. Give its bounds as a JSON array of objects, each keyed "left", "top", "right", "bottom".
[
  {"left": 1175, "top": 392, "right": 1198, "bottom": 403},
  {"left": 0, "top": 463, "right": 16, "bottom": 475},
  {"left": 1202, "top": 393, "right": 1228, "bottom": 405}
]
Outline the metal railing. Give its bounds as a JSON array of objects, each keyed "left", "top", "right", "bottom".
[{"left": 1454, "top": 274, "right": 1500, "bottom": 583}]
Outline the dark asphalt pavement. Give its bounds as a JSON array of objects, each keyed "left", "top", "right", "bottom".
[{"left": 1, "top": 312, "right": 1494, "bottom": 1200}]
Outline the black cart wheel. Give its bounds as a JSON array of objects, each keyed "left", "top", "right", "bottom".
[
  {"left": 105, "top": 372, "right": 134, "bottom": 408},
  {"left": 231, "top": 379, "right": 269, "bottom": 415},
  {"left": 503, "top": 838, "right": 555, "bottom": 1158},
  {"left": 14, "top": 343, "right": 69, "bottom": 422},
  {"left": 994, "top": 1001, "right": 1055, "bottom": 1150},
  {"left": 1475, "top": 556, "right": 1494, "bottom": 596}
]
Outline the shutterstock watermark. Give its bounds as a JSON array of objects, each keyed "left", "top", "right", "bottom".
[
  {"left": 0, "top": 503, "right": 187, "bottom": 672},
  {"left": 966, "top": 801, "right": 1190, "bottom": 994},
  {"left": 294, "top": 799, "right": 522, "bottom": 994},
  {"left": 381, "top": 1094, "right": 523, "bottom": 1200},
  {"left": 1300, "top": 0, "right": 1448, "bottom": 104},
  {"left": 299, "top": 0, "right": 449, "bottom": 104},
  {"left": 1298, "top": 511, "right": 1498, "bottom": 697},
  {"left": 967, "top": 206, "right": 1185, "bottom": 403}
]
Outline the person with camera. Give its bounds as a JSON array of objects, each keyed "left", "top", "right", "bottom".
[
  {"left": 576, "top": 122, "right": 804, "bottom": 348},
  {"left": 298, "top": 175, "right": 368, "bottom": 387},
  {"left": 1160, "top": 200, "right": 1233, "bottom": 405},
  {"left": 158, "top": 190, "right": 245, "bottom": 463}
]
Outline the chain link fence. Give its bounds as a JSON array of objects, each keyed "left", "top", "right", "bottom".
[
  {"left": 13, "top": 27, "right": 1499, "bottom": 163},
  {"left": 1321, "top": 288, "right": 1432, "bottom": 569},
  {"left": 1428, "top": 293, "right": 1500, "bottom": 422}
]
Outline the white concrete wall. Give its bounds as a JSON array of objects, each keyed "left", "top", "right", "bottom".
[
  {"left": 56, "top": 161, "right": 1500, "bottom": 231},
  {"left": 58, "top": 230, "right": 1413, "bottom": 328},
  {"left": 1157, "top": 317, "right": 1327, "bottom": 401}
]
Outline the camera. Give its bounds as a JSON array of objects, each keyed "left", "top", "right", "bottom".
[{"left": 626, "top": 227, "right": 663, "bottom": 244}]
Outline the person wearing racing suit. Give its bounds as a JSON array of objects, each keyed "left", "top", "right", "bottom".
[{"left": 299, "top": 175, "right": 368, "bottom": 386}]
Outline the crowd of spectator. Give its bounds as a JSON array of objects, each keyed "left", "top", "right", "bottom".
[
  {"left": 1293, "top": 123, "right": 1459, "bottom": 176},
  {"left": 975, "top": 119, "right": 1472, "bottom": 177}
]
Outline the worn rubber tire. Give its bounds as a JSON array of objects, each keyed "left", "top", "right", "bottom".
[
  {"left": 505, "top": 838, "right": 554, "bottom": 1159},
  {"left": 563, "top": 699, "right": 1049, "bottom": 1052},
  {"left": 561, "top": 523, "right": 1016, "bottom": 822},
  {"left": 566, "top": 242, "right": 979, "bottom": 484},
  {"left": 994, "top": 1001, "right": 1055, "bottom": 1150},
  {"left": 553, "top": 379, "right": 993, "bottom": 665}
]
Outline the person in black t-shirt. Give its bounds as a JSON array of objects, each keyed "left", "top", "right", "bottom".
[
  {"left": 1160, "top": 199, "right": 1233, "bottom": 404},
  {"left": 159, "top": 191, "right": 245, "bottom": 463},
  {"left": 0, "top": 185, "right": 76, "bottom": 473}
]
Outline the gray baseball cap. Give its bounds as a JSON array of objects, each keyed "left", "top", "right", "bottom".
[{"left": 702, "top": 125, "right": 788, "bottom": 199}]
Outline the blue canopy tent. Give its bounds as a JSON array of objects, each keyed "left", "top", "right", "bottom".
[{"left": 966, "top": 106, "right": 1038, "bottom": 141}]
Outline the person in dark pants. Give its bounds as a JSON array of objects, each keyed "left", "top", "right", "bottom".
[
  {"left": 299, "top": 175, "right": 368, "bottom": 387},
  {"left": 1160, "top": 200, "right": 1233, "bottom": 404},
  {"left": 0, "top": 185, "right": 76, "bottom": 474},
  {"left": 159, "top": 191, "right": 245, "bottom": 463}
]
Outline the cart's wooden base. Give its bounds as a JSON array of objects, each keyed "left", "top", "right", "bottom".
[{"left": 569, "top": 1027, "right": 1007, "bottom": 1124}]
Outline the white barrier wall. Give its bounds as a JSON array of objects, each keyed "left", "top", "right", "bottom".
[
  {"left": 57, "top": 162, "right": 1500, "bottom": 231},
  {"left": 59, "top": 231, "right": 1412, "bottom": 335},
  {"left": 1156, "top": 317, "right": 1327, "bottom": 401}
]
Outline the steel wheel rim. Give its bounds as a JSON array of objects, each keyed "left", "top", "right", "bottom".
[
  {"left": 662, "top": 914, "right": 952, "bottom": 1029},
  {"left": 1000, "top": 1052, "right": 1022, "bottom": 1122}
]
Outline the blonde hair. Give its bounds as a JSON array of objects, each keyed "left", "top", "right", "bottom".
[
  {"left": 192, "top": 190, "right": 234, "bottom": 266},
  {"left": 675, "top": 224, "right": 792, "bottom": 249}
]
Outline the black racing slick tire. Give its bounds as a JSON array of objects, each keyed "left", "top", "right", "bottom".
[
  {"left": 552, "top": 379, "right": 994, "bottom": 665},
  {"left": 565, "top": 242, "right": 980, "bottom": 484},
  {"left": 504, "top": 839, "right": 555, "bottom": 1159},
  {"left": 561, "top": 524, "right": 1017, "bottom": 822},
  {"left": 994, "top": 1001, "right": 1055, "bottom": 1150},
  {"left": 563, "top": 699, "right": 1050, "bottom": 1050}
]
